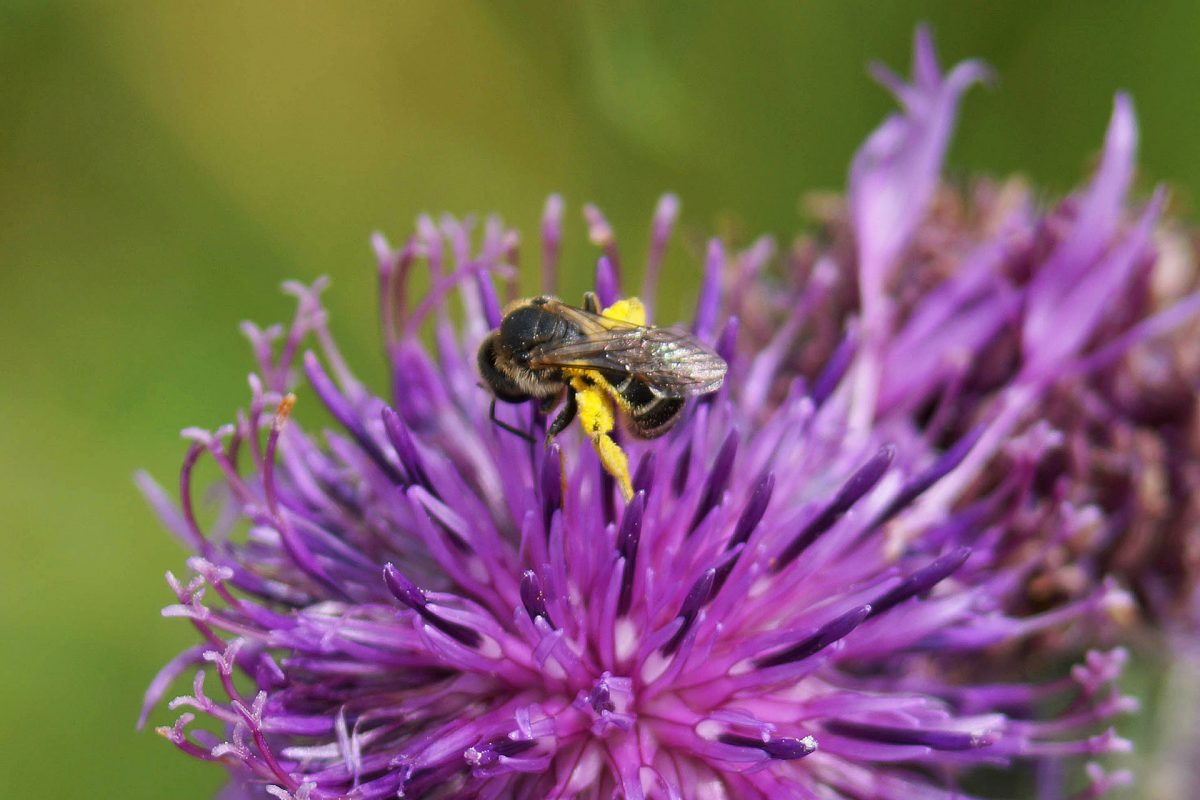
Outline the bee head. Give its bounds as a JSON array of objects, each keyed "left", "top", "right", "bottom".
[
  {"left": 497, "top": 302, "right": 557, "bottom": 364},
  {"left": 477, "top": 332, "right": 530, "bottom": 403}
]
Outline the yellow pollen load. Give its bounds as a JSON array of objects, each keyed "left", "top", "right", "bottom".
[
  {"left": 600, "top": 297, "right": 646, "bottom": 327},
  {"left": 565, "top": 297, "right": 645, "bottom": 502}
]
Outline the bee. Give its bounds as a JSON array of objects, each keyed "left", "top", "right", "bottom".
[{"left": 477, "top": 292, "right": 727, "bottom": 500}]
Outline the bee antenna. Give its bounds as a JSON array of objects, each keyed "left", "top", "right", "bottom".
[{"left": 489, "top": 399, "right": 535, "bottom": 443}]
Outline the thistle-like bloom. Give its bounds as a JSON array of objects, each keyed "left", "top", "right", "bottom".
[{"left": 141, "top": 29, "right": 1159, "bottom": 799}]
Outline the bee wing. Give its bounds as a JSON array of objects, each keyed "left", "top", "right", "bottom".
[{"left": 529, "top": 302, "right": 727, "bottom": 397}]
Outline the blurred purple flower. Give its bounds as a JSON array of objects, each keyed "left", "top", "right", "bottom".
[
  {"left": 138, "top": 28, "right": 1165, "bottom": 800},
  {"left": 736, "top": 29, "right": 1200, "bottom": 635}
]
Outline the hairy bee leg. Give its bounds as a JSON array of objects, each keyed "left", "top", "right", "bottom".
[
  {"left": 573, "top": 379, "right": 634, "bottom": 501},
  {"left": 545, "top": 391, "right": 577, "bottom": 444},
  {"left": 593, "top": 432, "right": 634, "bottom": 502},
  {"left": 489, "top": 398, "right": 535, "bottom": 443},
  {"left": 582, "top": 291, "right": 599, "bottom": 314}
]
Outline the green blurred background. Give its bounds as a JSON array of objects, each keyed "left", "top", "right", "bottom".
[{"left": 3, "top": 2, "right": 1199, "bottom": 797}]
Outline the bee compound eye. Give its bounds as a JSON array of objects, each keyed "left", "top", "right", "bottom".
[
  {"left": 478, "top": 334, "right": 530, "bottom": 403},
  {"left": 499, "top": 306, "right": 541, "bottom": 346}
]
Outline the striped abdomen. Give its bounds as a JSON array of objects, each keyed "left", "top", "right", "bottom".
[{"left": 603, "top": 370, "right": 685, "bottom": 439}]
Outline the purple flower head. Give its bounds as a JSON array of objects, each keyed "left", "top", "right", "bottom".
[{"left": 141, "top": 29, "right": 1153, "bottom": 800}]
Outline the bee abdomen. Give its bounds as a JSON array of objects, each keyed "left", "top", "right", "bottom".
[
  {"left": 611, "top": 375, "right": 684, "bottom": 439},
  {"left": 591, "top": 369, "right": 684, "bottom": 439},
  {"left": 628, "top": 395, "right": 684, "bottom": 439}
]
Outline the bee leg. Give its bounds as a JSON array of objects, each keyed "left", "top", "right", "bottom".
[
  {"left": 573, "top": 380, "right": 634, "bottom": 501},
  {"left": 582, "top": 291, "right": 599, "bottom": 314},
  {"left": 545, "top": 391, "right": 578, "bottom": 444},
  {"left": 489, "top": 398, "right": 535, "bottom": 442}
]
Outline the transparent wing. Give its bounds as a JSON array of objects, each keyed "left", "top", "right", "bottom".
[{"left": 528, "top": 301, "right": 727, "bottom": 397}]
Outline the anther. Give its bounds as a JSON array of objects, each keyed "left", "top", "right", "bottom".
[
  {"left": 383, "top": 563, "right": 482, "bottom": 647},
  {"left": 661, "top": 568, "right": 716, "bottom": 656},
  {"left": 824, "top": 719, "right": 993, "bottom": 751},
  {"left": 754, "top": 604, "right": 872, "bottom": 669},
  {"left": 688, "top": 433, "right": 738, "bottom": 535},
  {"left": 520, "top": 570, "right": 554, "bottom": 628},
  {"left": 617, "top": 492, "right": 645, "bottom": 616},
  {"left": 866, "top": 547, "right": 971, "bottom": 619},
  {"left": 775, "top": 445, "right": 895, "bottom": 570},
  {"left": 717, "top": 733, "right": 818, "bottom": 760}
]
